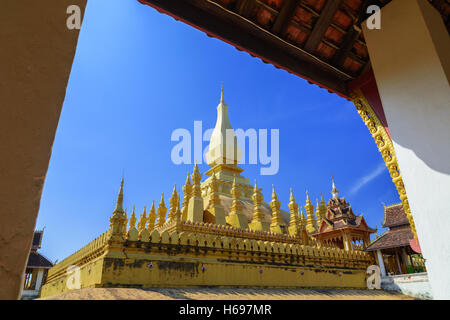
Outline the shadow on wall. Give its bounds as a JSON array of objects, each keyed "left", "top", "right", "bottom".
[{"left": 381, "top": 273, "right": 433, "bottom": 300}]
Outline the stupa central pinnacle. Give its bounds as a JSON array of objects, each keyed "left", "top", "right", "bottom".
[{"left": 205, "top": 86, "right": 242, "bottom": 167}]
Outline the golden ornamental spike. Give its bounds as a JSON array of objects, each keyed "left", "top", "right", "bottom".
[
  {"left": 114, "top": 177, "right": 125, "bottom": 213},
  {"left": 129, "top": 205, "right": 137, "bottom": 229},
  {"left": 290, "top": 188, "right": 295, "bottom": 202},
  {"left": 272, "top": 184, "right": 278, "bottom": 201},
  {"left": 147, "top": 200, "right": 157, "bottom": 231}
]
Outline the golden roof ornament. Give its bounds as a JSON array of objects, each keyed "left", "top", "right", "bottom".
[
  {"left": 191, "top": 162, "right": 202, "bottom": 197},
  {"left": 138, "top": 206, "right": 147, "bottom": 232},
  {"left": 269, "top": 185, "right": 284, "bottom": 234},
  {"left": 181, "top": 172, "right": 192, "bottom": 221},
  {"left": 129, "top": 205, "right": 137, "bottom": 229},
  {"left": 168, "top": 184, "right": 178, "bottom": 221},
  {"left": 114, "top": 177, "right": 125, "bottom": 213},
  {"left": 147, "top": 200, "right": 157, "bottom": 231},
  {"left": 156, "top": 192, "right": 167, "bottom": 228}
]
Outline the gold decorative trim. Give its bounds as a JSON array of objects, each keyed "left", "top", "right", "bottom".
[{"left": 351, "top": 90, "right": 417, "bottom": 238}]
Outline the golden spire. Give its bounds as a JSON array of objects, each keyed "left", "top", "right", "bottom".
[
  {"left": 319, "top": 192, "right": 327, "bottom": 223},
  {"left": 305, "top": 190, "right": 317, "bottom": 233},
  {"left": 269, "top": 185, "right": 284, "bottom": 234},
  {"left": 147, "top": 200, "right": 157, "bottom": 231},
  {"left": 288, "top": 188, "right": 299, "bottom": 226},
  {"left": 288, "top": 188, "right": 301, "bottom": 237},
  {"left": 109, "top": 177, "right": 127, "bottom": 240},
  {"left": 248, "top": 179, "right": 269, "bottom": 232},
  {"left": 205, "top": 85, "right": 242, "bottom": 167},
  {"left": 191, "top": 162, "right": 202, "bottom": 197},
  {"left": 220, "top": 83, "right": 225, "bottom": 104},
  {"left": 168, "top": 184, "right": 178, "bottom": 221},
  {"left": 156, "top": 192, "right": 167, "bottom": 228},
  {"left": 181, "top": 172, "right": 192, "bottom": 221},
  {"left": 129, "top": 205, "right": 137, "bottom": 230},
  {"left": 114, "top": 177, "right": 125, "bottom": 213},
  {"left": 230, "top": 175, "right": 242, "bottom": 213},
  {"left": 272, "top": 184, "right": 278, "bottom": 201},
  {"left": 226, "top": 174, "right": 248, "bottom": 229},
  {"left": 251, "top": 179, "right": 264, "bottom": 222},
  {"left": 315, "top": 199, "right": 322, "bottom": 227},
  {"left": 138, "top": 206, "right": 147, "bottom": 232}
]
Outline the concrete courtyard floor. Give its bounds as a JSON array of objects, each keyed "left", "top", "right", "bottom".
[{"left": 40, "top": 288, "right": 414, "bottom": 300}]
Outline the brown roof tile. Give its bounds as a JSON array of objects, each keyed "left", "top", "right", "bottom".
[
  {"left": 27, "top": 252, "right": 53, "bottom": 269},
  {"left": 383, "top": 203, "right": 409, "bottom": 228},
  {"left": 365, "top": 226, "right": 414, "bottom": 252}
]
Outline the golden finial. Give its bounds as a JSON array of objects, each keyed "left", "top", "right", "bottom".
[
  {"left": 194, "top": 161, "right": 199, "bottom": 174},
  {"left": 114, "top": 177, "right": 125, "bottom": 213},
  {"left": 138, "top": 206, "right": 147, "bottom": 232},
  {"left": 172, "top": 184, "right": 178, "bottom": 197},
  {"left": 159, "top": 192, "right": 165, "bottom": 208},
  {"left": 220, "top": 83, "right": 224, "bottom": 104},
  {"left": 168, "top": 184, "right": 179, "bottom": 221},
  {"left": 191, "top": 162, "right": 202, "bottom": 197},
  {"left": 147, "top": 200, "right": 157, "bottom": 231},
  {"left": 150, "top": 200, "right": 155, "bottom": 215},
  {"left": 185, "top": 172, "right": 191, "bottom": 185},
  {"left": 306, "top": 190, "right": 311, "bottom": 203},
  {"left": 272, "top": 184, "right": 278, "bottom": 201},
  {"left": 156, "top": 192, "right": 168, "bottom": 228},
  {"left": 129, "top": 205, "right": 137, "bottom": 229},
  {"left": 290, "top": 188, "right": 295, "bottom": 202}
]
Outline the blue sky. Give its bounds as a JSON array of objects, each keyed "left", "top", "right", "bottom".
[{"left": 36, "top": 0, "right": 400, "bottom": 263}]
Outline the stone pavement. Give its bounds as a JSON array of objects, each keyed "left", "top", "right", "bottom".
[{"left": 40, "top": 288, "right": 414, "bottom": 300}]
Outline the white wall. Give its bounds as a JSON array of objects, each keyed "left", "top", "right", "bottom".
[
  {"left": 382, "top": 273, "right": 433, "bottom": 300},
  {"left": 363, "top": 0, "right": 450, "bottom": 299}
]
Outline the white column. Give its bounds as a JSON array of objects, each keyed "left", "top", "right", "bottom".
[
  {"left": 363, "top": 0, "right": 450, "bottom": 299},
  {"left": 34, "top": 269, "right": 44, "bottom": 292},
  {"left": 376, "top": 250, "right": 387, "bottom": 277}
]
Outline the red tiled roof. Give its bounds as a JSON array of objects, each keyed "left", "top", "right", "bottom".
[
  {"left": 365, "top": 225, "right": 414, "bottom": 252},
  {"left": 382, "top": 203, "right": 409, "bottom": 228}
]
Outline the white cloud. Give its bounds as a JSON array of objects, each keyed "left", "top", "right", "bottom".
[{"left": 349, "top": 162, "right": 386, "bottom": 196}]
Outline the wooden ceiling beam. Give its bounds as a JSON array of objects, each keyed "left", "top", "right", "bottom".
[
  {"left": 271, "top": 0, "right": 299, "bottom": 35},
  {"left": 303, "top": 0, "right": 343, "bottom": 53},
  {"left": 332, "top": 25, "right": 361, "bottom": 68},
  {"left": 235, "top": 0, "right": 254, "bottom": 17}
]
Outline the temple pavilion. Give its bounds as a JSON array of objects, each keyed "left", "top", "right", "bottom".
[
  {"left": 365, "top": 203, "right": 425, "bottom": 276},
  {"left": 311, "top": 178, "right": 376, "bottom": 250}
]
